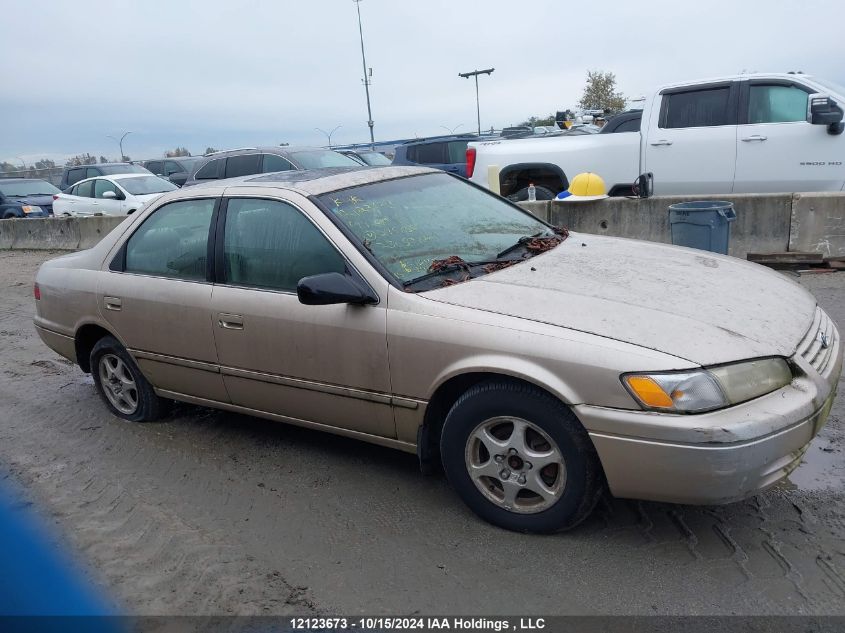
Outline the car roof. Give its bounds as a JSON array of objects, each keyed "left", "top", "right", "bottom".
[
  {"left": 202, "top": 146, "right": 339, "bottom": 158},
  {"left": 66, "top": 162, "right": 135, "bottom": 169},
  {"left": 399, "top": 134, "right": 475, "bottom": 146},
  {"left": 71, "top": 173, "right": 160, "bottom": 187},
  {"left": 197, "top": 165, "right": 439, "bottom": 196},
  {"left": 0, "top": 178, "right": 51, "bottom": 183}
]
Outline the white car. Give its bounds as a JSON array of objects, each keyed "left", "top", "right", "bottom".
[{"left": 54, "top": 174, "right": 177, "bottom": 217}]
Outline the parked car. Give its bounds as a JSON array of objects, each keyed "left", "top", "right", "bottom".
[
  {"left": 34, "top": 166, "right": 842, "bottom": 533},
  {"left": 469, "top": 73, "right": 845, "bottom": 198},
  {"left": 182, "top": 146, "right": 360, "bottom": 187},
  {"left": 53, "top": 174, "right": 176, "bottom": 216},
  {"left": 141, "top": 157, "right": 206, "bottom": 187},
  {"left": 338, "top": 150, "right": 392, "bottom": 166},
  {"left": 391, "top": 135, "right": 475, "bottom": 176},
  {"left": 0, "top": 178, "right": 61, "bottom": 218},
  {"left": 60, "top": 163, "right": 151, "bottom": 192}
]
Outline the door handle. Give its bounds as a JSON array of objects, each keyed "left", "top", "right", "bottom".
[
  {"left": 217, "top": 313, "right": 244, "bottom": 330},
  {"left": 649, "top": 140, "right": 673, "bottom": 146},
  {"left": 741, "top": 135, "right": 768, "bottom": 142},
  {"left": 104, "top": 296, "right": 122, "bottom": 311}
]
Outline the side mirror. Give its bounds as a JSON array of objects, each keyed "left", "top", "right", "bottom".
[
  {"left": 297, "top": 272, "right": 377, "bottom": 306},
  {"left": 634, "top": 172, "right": 653, "bottom": 198},
  {"left": 101, "top": 190, "right": 117, "bottom": 199},
  {"left": 168, "top": 172, "right": 188, "bottom": 187},
  {"left": 808, "top": 94, "right": 845, "bottom": 135}
]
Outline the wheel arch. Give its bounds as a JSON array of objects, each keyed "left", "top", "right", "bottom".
[
  {"left": 498, "top": 163, "right": 568, "bottom": 198},
  {"left": 74, "top": 322, "right": 121, "bottom": 373},
  {"left": 417, "top": 362, "right": 583, "bottom": 473}
]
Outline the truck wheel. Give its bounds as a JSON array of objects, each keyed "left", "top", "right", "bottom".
[
  {"left": 440, "top": 380, "right": 603, "bottom": 533},
  {"left": 507, "top": 185, "right": 557, "bottom": 202},
  {"left": 90, "top": 336, "right": 169, "bottom": 422}
]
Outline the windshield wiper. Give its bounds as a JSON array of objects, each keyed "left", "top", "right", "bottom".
[
  {"left": 496, "top": 229, "right": 557, "bottom": 259},
  {"left": 402, "top": 257, "right": 521, "bottom": 289}
]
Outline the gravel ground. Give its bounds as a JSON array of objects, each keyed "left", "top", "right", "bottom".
[{"left": 1, "top": 249, "right": 844, "bottom": 616}]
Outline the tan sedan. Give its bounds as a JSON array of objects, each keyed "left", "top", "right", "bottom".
[{"left": 34, "top": 166, "right": 842, "bottom": 533}]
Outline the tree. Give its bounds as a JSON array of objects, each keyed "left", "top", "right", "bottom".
[
  {"left": 204, "top": 147, "right": 218, "bottom": 155},
  {"left": 34, "top": 158, "right": 56, "bottom": 169},
  {"left": 65, "top": 153, "right": 97, "bottom": 167},
  {"left": 578, "top": 70, "right": 626, "bottom": 113},
  {"left": 99, "top": 156, "right": 108, "bottom": 163},
  {"left": 165, "top": 146, "right": 191, "bottom": 157},
  {"left": 518, "top": 114, "right": 556, "bottom": 127},
  {"left": 0, "top": 161, "right": 18, "bottom": 174}
]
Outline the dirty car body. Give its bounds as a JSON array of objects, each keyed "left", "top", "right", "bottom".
[{"left": 34, "top": 166, "right": 842, "bottom": 533}]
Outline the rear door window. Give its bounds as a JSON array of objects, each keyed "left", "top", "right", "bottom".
[
  {"left": 194, "top": 159, "right": 223, "bottom": 180},
  {"left": 410, "top": 142, "right": 446, "bottom": 164},
  {"left": 145, "top": 161, "right": 164, "bottom": 175},
  {"left": 66, "top": 168, "right": 86, "bottom": 186},
  {"left": 124, "top": 198, "right": 216, "bottom": 280},
  {"left": 75, "top": 180, "right": 94, "bottom": 198},
  {"left": 662, "top": 87, "right": 732, "bottom": 128},
  {"left": 224, "top": 154, "right": 262, "bottom": 178},
  {"left": 261, "top": 154, "right": 294, "bottom": 173}
]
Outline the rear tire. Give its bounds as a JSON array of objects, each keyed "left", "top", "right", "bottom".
[
  {"left": 440, "top": 380, "right": 603, "bottom": 533},
  {"left": 90, "top": 336, "right": 168, "bottom": 422}
]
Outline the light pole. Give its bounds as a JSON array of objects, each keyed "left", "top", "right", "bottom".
[
  {"left": 458, "top": 68, "right": 494, "bottom": 136},
  {"left": 315, "top": 125, "right": 342, "bottom": 148},
  {"left": 107, "top": 131, "right": 133, "bottom": 161},
  {"left": 352, "top": 0, "right": 375, "bottom": 149},
  {"left": 440, "top": 124, "right": 464, "bottom": 135}
]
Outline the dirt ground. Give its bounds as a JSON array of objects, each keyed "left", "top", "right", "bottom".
[{"left": 1, "top": 249, "right": 844, "bottom": 616}]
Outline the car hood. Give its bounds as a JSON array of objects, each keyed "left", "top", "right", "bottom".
[{"left": 423, "top": 233, "right": 817, "bottom": 366}]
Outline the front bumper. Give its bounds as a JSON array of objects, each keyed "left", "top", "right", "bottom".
[{"left": 575, "top": 316, "right": 842, "bottom": 505}]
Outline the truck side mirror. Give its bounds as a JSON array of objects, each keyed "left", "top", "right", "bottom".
[
  {"left": 808, "top": 94, "right": 844, "bottom": 135},
  {"left": 634, "top": 172, "right": 653, "bottom": 199}
]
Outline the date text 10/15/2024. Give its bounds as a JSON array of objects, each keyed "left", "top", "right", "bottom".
[{"left": 289, "top": 617, "right": 547, "bottom": 631}]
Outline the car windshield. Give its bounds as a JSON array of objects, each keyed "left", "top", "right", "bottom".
[
  {"left": 118, "top": 176, "right": 177, "bottom": 195},
  {"left": 0, "top": 180, "right": 61, "bottom": 196},
  {"left": 317, "top": 173, "right": 552, "bottom": 285},
  {"left": 101, "top": 164, "right": 150, "bottom": 175},
  {"left": 358, "top": 152, "right": 392, "bottom": 166},
  {"left": 288, "top": 150, "right": 361, "bottom": 169}
]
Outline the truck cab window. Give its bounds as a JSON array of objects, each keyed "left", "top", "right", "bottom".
[{"left": 663, "top": 88, "right": 731, "bottom": 128}]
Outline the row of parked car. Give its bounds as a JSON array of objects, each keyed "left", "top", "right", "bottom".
[{"left": 0, "top": 114, "right": 645, "bottom": 219}]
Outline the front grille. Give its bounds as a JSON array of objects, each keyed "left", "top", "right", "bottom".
[{"left": 796, "top": 307, "right": 838, "bottom": 376}]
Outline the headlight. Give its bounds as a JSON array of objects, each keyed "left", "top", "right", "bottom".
[
  {"left": 623, "top": 358, "right": 793, "bottom": 413},
  {"left": 21, "top": 205, "right": 43, "bottom": 215}
]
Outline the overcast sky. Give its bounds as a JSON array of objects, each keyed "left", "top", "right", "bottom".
[{"left": 3, "top": 0, "right": 844, "bottom": 164}]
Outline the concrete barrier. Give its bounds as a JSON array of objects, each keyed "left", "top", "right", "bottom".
[
  {"left": 518, "top": 192, "right": 844, "bottom": 260},
  {"left": 789, "top": 193, "right": 845, "bottom": 257},
  {"left": 0, "top": 216, "right": 124, "bottom": 250}
]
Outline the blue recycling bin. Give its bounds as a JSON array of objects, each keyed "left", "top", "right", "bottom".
[{"left": 668, "top": 201, "right": 736, "bottom": 255}]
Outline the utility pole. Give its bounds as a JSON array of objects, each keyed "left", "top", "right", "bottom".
[
  {"left": 458, "top": 68, "right": 494, "bottom": 136},
  {"left": 353, "top": 0, "right": 375, "bottom": 149},
  {"left": 107, "top": 131, "right": 133, "bottom": 161}
]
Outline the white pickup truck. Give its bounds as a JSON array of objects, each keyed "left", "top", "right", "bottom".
[{"left": 468, "top": 73, "right": 845, "bottom": 199}]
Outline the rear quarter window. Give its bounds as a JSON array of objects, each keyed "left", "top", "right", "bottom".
[{"left": 194, "top": 159, "right": 223, "bottom": 180}]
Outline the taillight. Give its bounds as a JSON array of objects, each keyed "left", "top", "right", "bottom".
[
  {"left": 52, "top": 195, "right": 59, "bottom": 200},
  {"left": 34, "top": 282, "right": 41, "bottom": 301},
  {"left": 466, "top": 147, "right": 476, "bottom": 178}
]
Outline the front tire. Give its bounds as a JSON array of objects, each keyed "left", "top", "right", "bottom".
[
  {"left": 90, "top": 336, "right": 168, "bottom": 422},
  {"left": 440, "top": 380, "right": 603, "bottom": 533}
]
